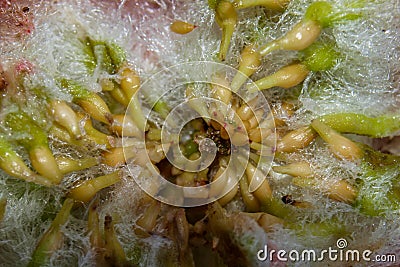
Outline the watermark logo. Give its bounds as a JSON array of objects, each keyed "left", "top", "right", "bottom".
[
  {"left": 123, "top": 61, "right": 275, "bottom": 207},
  {"left": 257, "top": 238, "right": 397, "bottom": 263}
]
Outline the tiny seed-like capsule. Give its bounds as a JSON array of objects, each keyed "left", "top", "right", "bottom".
[
  {"left": 76, "top": 92, "right": 113, "bottom": 125},
  {"left": 258, "top": 18, "right": 322, "bottom": 56},
  {"left": 102, "top": 147, "right": 129, "bottom": 167},
  {"left": 327, "top": 180, "right": 357, "bottom": 204},
  {"left": 273, "top": 161, "right": 313, "bottom": 178},
  {"left": 170, "top": 20, "right": 197, "bottom": 34},
  {"left": 276, "top": 126, "right": 317, "bottom": 153},
  {"left": 211, "top": 74, "right": 232, "bottom": 105},
  {"left": 247, "top": 109, "right": 265, "bottom": 129}
]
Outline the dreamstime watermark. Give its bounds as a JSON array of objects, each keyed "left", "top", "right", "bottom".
[
  {"left": 257, "top": 238, "right": 397, "bottom": 263},
  {"left": 123, "top": 61, "right": 275, "bottom": 207}
]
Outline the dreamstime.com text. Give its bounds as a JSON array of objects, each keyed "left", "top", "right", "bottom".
[{"left": 257, "top": 238, "right": 397, "bottom": 263}]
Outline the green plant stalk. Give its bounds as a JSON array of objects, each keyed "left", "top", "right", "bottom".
[
  {"left": 215, "top": 1, "right": 237, "bottom": 61},
  {"left": 185, "top": 84, "right": 210, "bottom": 124},
  {"left": 287, "top": 220, "right": 347, "bottom": 238},
  {"left": 28, "top": 198, "right": 74, "bottom": 267},
  {"left": 260, "top": 197, "right": 292, "bottom": 219},
  {"left": 153, "top": 100, "right": 170, "bottom": 119},
  {"left": 319, "top": 113, "right": 400, "bottom": 138},
  {"left": 127, "top": 96, "right": 148, "bottom": 132},
  {"left": 87, "top": 199, "right": 110, "bottom": 266}
]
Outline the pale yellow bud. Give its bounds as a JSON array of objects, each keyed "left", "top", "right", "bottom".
[
  {"left": 259, "top": 20, "right": 322, "bottom": 56},
  {"left": 273, "top": 161, "right": 313, "bottom": 178},
  {"left": 170, "top": 20, "right": 197, "bottom": 34},
  {"left": 29, "top": 146, "right": 63, "bottom": 184},
  {"left": 311, "top": 119, "right": 363, "bottom": 161},
  {"left": 76, "top": 92, "right": 113, "bottom": 125},
  {"left": 276, "top": 126, "right": 317, "bottom": 153},
  {"left": 120, "top": 67, "right": 140, "bottom": 100},
  {"left": 327, "top": 180, "right": 357, "bottom": 204},
  {"left": 250, "top": 63, "right": 310, "bottom": 91},
  {"left": 50, "top": 100, "right": 82, "bottom": 139}
]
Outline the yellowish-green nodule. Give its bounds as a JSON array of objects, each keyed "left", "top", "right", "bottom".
[
  {"left": 59, "top": 78, "right": 91, "bottom": 100},
  {"left": 304, "top": 1, "right": 362, "bottom": 28},
  {"left": 5, "top": 112, "right": 48, "bottom": 150},
  {"left": 106, "top": 42, "right": 127, "bottom": 70},
  {"left": 304, "top": 1, "right": 334, "bottom": 27},
  {"left": 300, "top": 41, "right": 340, "bottom": 71},
  {"left": 355, "top": 146, "right": 400, "bottom": 216},
  {"left": 88, "top": 39, "right": 115, "bottom": 74}
]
